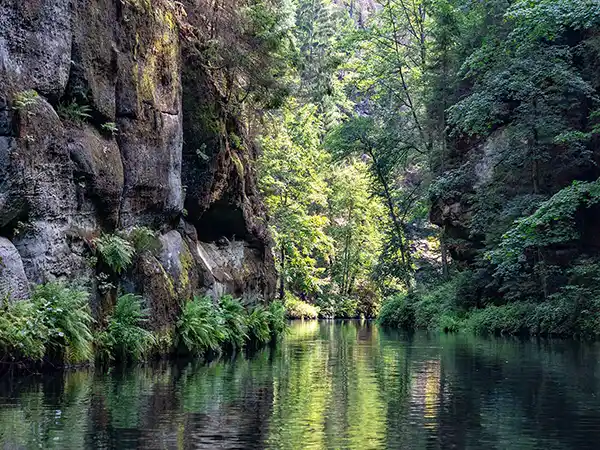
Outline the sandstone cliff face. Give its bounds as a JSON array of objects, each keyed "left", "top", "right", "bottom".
[{"left": 0, "top": 1, "right": 276, "bottom": 323}]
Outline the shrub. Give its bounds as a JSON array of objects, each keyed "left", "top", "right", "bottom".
[
  {"left": 413, "top": 278, "right": 462, "bottom": 330},
  {"left": 0, "top": 283, "right": 94, "bottom": 363},
  {"left": 316, "top": 294, "right": 358, "bottom": 318},
  {"left": 315, "top": 296, "right": 336, "bottom": 318},
  {"left": 220, "top": 295, "right": 249, "bottom": 348},
  {"left": 377, "top": 293, "right": 415, "bottom": 329},
  {"left": 97, "top": 294, "right": 155, "bottom": 361},
  {"left": 466, "top": 302, "right": 536, "bottom": 335},
  {"left": 0, "top": 300, "right": 48, "bottom": 360},
  {"left": 177, "top": 296, "right": 225, "bottom": 355},
  {"left": 284, "top": 295, "right": 319, "bottom": 319},
  {"left": 95, "top": 234, "right": 135, "bottom": 274}
]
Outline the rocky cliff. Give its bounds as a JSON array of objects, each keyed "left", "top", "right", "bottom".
[{"left": 0, "top": 0, "right": 276, "bottom": 328}]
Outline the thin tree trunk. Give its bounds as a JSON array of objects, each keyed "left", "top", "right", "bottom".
[
  {"left": 279, "top": 246, "right": 285, "bottom": 300},
  {"left": 367, "top": 147, "right": 411, "bottom": 287},
  {"left": 441, "top": 234, "right": 449, "bottom": 279}
]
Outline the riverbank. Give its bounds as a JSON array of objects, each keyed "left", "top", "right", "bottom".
[
  {"left": 378, "top": 274, "right": 600, "bottom": 338},
  {"left": 0, "top": 282, "right": 287, "bottom": 369}
]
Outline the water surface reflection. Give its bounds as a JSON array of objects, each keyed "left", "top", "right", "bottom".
[{"left": 2, "top": 320, "right": 600, "bottom": 449}]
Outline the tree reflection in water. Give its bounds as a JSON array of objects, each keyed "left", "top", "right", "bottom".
[{"left": 2, "top": 321, "right": 600, "bottom": 449}]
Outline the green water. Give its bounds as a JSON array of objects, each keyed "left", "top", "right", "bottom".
[{"left": 2, "top": 320, "right": 600, "bottom": 449}]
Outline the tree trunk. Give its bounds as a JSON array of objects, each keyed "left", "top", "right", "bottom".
[
  {"left": 279, "top": 246, "right": 285, "bottom": 301},
  {"left": 367, "top": 147, "right": 411, "bottom": 287}
]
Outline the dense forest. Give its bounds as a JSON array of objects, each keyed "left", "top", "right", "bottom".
[{"left": 251, "top": 0, "right": 600, "bottom": 336}]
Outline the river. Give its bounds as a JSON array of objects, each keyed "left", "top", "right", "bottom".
[{"left": 1, "top": 320, "right": 600, "bottom": 449}]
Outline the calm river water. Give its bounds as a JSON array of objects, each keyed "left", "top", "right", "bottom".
[{"left": 2, "top": 320, "right": 600, "bottom": 449}]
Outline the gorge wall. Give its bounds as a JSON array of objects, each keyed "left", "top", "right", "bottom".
[
  {"left": 0, "top": 0, "right": 276, "bottom": 328},
  {"left": 428, "top": 20, "right": 600, "bottom": 304}
]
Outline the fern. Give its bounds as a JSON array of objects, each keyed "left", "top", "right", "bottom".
[
  {"left": 95, "top": 234, "right": 135, "bottom": 274},
  {"left": 177, "top": 296, "right": 226, "bottom": 355},
  {"left": 12, "top": 90, "right": 39, "bottom": 111},
  {"left": 98, "top": 294, "right": 155, "bottom": 361},
  {"left": 101, "top": 122, "right": 118, "bottom": 135},
  {"left": 0, "top": 300, "right": 48, "bottom": 360},
  {"left": 220, "top": 295, "right": 248, "bottom": 348},
  {"left": 128, "top": 226, "right": 161, "bottom": 254},
  {"left": 32, "top": 283, "right": 94, "bottom": 363},
  {"left": 0, "top": 283, "right": 94, "bottom": 363},
  {"left": 246, "top": 305, "right": 272, "bottom": 344},
  {"left": 267, "top": 300, "right": 288, "bottom": 337},
  {"left": 57, "top": 101, "right": 92, "bottom": 123}
]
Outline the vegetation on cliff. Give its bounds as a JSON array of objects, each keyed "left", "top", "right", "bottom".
[{"left": 0, "top": 283, "right": 287, "bottom": 366}]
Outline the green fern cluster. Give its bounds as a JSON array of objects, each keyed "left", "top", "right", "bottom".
[
  {"left": 220, "top": 295, "right": 249, "bottom": 348},
  {"left": 57, "top": 101, "right": 92, "bottom": 123},
  {"left": 177, "top": 295, "right": 288, "bottom": 356},
  {"left": 0, "top": 281, "right": 287, "bottom": 364},
  {"left": 177, "top": 296, "right": 226, "bottom": 355},
  {"left": 0, "top": 283, "right": 94, "bottom": 364},
  {"left": 95, "top": 234, "right": 135, "bottom": 274},
  {"left": 97, "top": 294, "right": 156, "bottom": 362},
  {"left": 12, "top": 90, "right": 39, "bottom": 111},
  {"left": 127, "top": 226, "right": 162, "bottom": 254}
]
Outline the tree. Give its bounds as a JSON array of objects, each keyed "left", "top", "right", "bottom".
[{"left": 258, "top": 101, "right": 333, "bottom": 299}]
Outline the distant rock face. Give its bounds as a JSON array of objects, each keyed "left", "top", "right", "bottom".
[
  {"left": 0, "top": 237, "right": 29, "bottom": 302},
  {"left": 0, "top": 1, "right": 276, "bottom": 325}
]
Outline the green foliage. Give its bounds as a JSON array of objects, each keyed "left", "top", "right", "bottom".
[
  {"left": 101, "top": 122, "right": 118, "bottom": 135},
  {"left": 267, "top": 300, "right": 288, "bottom": 336},
  {"left": 284, "top": 294, "right": 320, "bottom": 319},
  {"left": 259, "top": 101, "right": 333, "bottom": 297},
  {"left": 380, "top": 260, "right": 600, "bottom": 337},
  {"left": 177, "top": 296, "right": 226, "bottom": 355},
  {"left": 57, "top": 101, "right": 92, "bottom": 123},
  {"left": 127, "top": 226, "right": 161, "bottom": 254},
  {"left": 97, "top": 294, "right": 155, "bottom": 362},
  {"left": 246, "top": 305, "right": 272, "bottom": 344},
  {"left": 12, "top": 90, "right": 39, "bottom": 111},
  {"left": 377, "top": 294, "right": 415, "bottom": 330},
  {"left": 177, "top": 296, "right": 285, "bottom": 355},
  {"left": 0, "top": 300, "right": 47, "bottom": 360},
  {"left": 219, "top": 295, "right": 249, "bottom": 348},
  {"left": 95, "top": 234, "right": 135, "bottom": 274},
  {"left": 32, "top": 283, "right": 94, "bottom": 363},
  {"left": 0, "top": 283, "right": 94, "bottom": 363},
  {"left": 316, "top": 294, "right": 357, "bottom": 318},
  {"left": 488, "top": 179, "right": 600, "bottom": 296}
]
